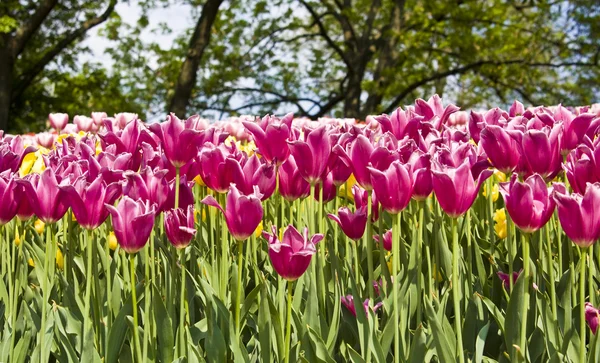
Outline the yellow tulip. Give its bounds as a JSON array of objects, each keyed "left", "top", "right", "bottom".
[
  {"left": 493, "top": 209, "right": 508, "bottom": 239},
  {"left": 34, "top": 219, "right": 45, "bottom": 235},
  {"left": 339, "top": 174, "right": 357, "bottom": 201},
  {"left": 108, "top": 232, "right": 118, "bottom": 251},
  {"left": 56, "top": 248, "right": 64, "bottom": 270},
  {"left": 14, "top": 231, "right": 21, "bottom": 246},
  {"left": 254, "top": 221, "right": 264, "bottom": 238},
  {"left": 28, "top": 258, "right": 35, "bottom": 267},
  {"left": 493, "top": 170, "right": 507, "bottom": 183},
  {"left": 482, "top": 183, "right": 499, "bottom": 202},
  {"left": 193, "top": 175, "right": 206, "bottom": 187}
]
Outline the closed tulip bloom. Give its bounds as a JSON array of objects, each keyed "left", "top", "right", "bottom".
[
  {"left": 165, "top": 176, "right": 195, "bottom": 210},
  {"left": 373, "top": 229, "right": 392, "bottom": 251},
  {"left": 586, "top": 303, "right": 600, "bottom": 335},
  {"left": 263, "top": 225, "right": 323, "bottom": 281},
  {"left": 288, "top": 125, "right": 332, "bottom": 185},
  {"left": 49, "top": 113, "right": 69, "bottom": 130},
  {"left": 432, "top": 159, "right": 493, "bottom": 218},
  {"left": 202, "top": 184, "right": 263, "bottom": 241},
  {"left": 314, "top": 171, "right": 336, "bottom": 202},
  {"left": 0, "top": 174, "right": 19, "bottom": 224},
  {"left": 105, "top": 197, "right": 156, "bottom": 253},
  {"left": 18, "top": 168, "right": 69, "bottom": 224},
  {"left": 15, "top": 178, "right": 34, "bottom": 221},
  {"left": 278, "top": 155, "right": 310, "bottom": 201},
  {"left": 553, "top": 182, "right": 600, "bottom": 247},
  {"left": 164, "top": 205, "right": 196, "bottom": 249},
  {"left": 36, "top": 132, "right": 56, "bottom": 149},
  {"left": 123, "top": 167, "right": 170, "bottom": 211},
  {"left": 564, "top": 145, "right": 600, "bottom": 194},
  {"left": 226, "top": 154, "right": 276, "bottom": 200},
  {"left": 328, "top": 204, "right": 367, "bottom": 240},
  {"left": 198, "top": 145, "right": 234, "bottom": 193},
  {"left": 91, "top": 112, "right": 107, "bottom": 128},
  {"left": 409, "top": 152, "right": 433, "bottom": 201},
  {"left": 341, "top": 295, "right": 383, "bottom": 317},
  {"left": 499, "top": 174, "right": 557, "bottom": 233},
  {"left": 522, "top": 127, "right": 562, "bottom": 179},
  {"left": 368, "top": 160, "right": 413, "bottom": 214},
  {"left": 480, "top": 125, "right": 522, "bottom": 173},
  {"left": 150, "top": 113, "right": 204, "bottom": 168},
  {"left": 74, "top": 115, "right": 95, "bottom": 132},
  {"left": 242, "top": 113, "right": 293, "bottom": 165},
  {"left": 60, "top": 175, "right": 122, "bottom": 229}
]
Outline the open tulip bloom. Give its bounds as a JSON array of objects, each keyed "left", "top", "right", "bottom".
[
  {"left": 264, "top": 225, "right": 323, "bottom": 281},
  {"left": 105, "top": 196, "right": 156, "bottom": 254}
]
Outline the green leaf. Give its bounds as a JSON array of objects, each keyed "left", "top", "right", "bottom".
[
  {"left": 153, "top": 285, "right": 174, "bottom": 363},
  {"left": 258, "top": 283, "right": 272, "bottom": 363},
  {"left": 407, "top": 325, "right": 427, "bottom": 363},
  {"left": 475, "top": 322, "right": 490, "bottom": 363},
  {"left": 424, "top": 296, "right": 455, "bottom": 362},
  {"left": 504, "top": 270, "right": 526, "bottom": 361}
]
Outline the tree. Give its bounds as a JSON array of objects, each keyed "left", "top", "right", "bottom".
[
  {"left": 189, "top": 0, "right": 600, "bottom": 119},
  {"left": 0, "top": 0, "right": 117, "bottom": 131},
  {"left": 169, "top": 0, "right": 225, "bottom": 117}
]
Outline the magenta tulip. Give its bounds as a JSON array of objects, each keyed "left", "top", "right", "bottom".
[
  {"left": 198, "top": 145, "right": 235, "bottom": 193},
  {"left": 408, "top": 152, "right": 433, "bottom": 201},
  {"left": 586, "top": 303, "right": 600, "bottom": 335},
  {"left": 522, "top": 126, "right": 562, "bottom": 179},
  {"left": 263, "top": 225, "right": 323, "bottom": 281},
  {"left": 373, "top": 229, "right": 392, "bottom": 251},
  {"left": 480, "top": 125, "right": 522, "bottom": 174},
  {"left": 0, "top": 174, "right": 18, "bottom": 224},
  {"left": 288, "top": 125, "right": 332, "bottom": 185},
  {"left": 60, "top": 175, "right": 122, "bottom": 229},
  {"left": 499, "top": 174, "right": 557, "bottom": 233},
  {"left": 164, "top": 205, "right": 196, "bottom": 249},
  {"left": 150, "top": 113, "right": 205, "bottom": 168},
  {"left": 105, "top": 197, "right": 156, "bottom": 254},
  {"left": 328, "top": 202, "right": 367, "bottom": 240},
  {"left": 18, "top": 168, "right": 69, "bottom": 224},
  {"left": 553, "top": 183, "right": 600, "bottom": 247},
  {"left": 340, "top": 295, "right": 383, "bottom": 317},
  {"left": 368, "top": 160, "right": 413, "bottom": 214},
  {"left": 242, "top": 113, "right": 293, "bottom": 165},
  {"left": 225, "top": 154, "right": 276, "bottom": 200},
  {"left": 202, "top": 184, "right": 263, "bottom": 241},
  {"left": 432, "top": 159, "right": 493, "bottom": 218},
  {"left": 278, "top": 155, "right": 310, "bottom": 201},
  {"left": 123, "top": 167, "right": 170, "bottom": 212}
]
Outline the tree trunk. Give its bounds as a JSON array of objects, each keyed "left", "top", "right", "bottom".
[
  {"left": 0, "top": 53, "right": 13, "bottom": 132},
  {"left": 169, "top": 0, "right": 224, "bottom": 117},
  {"left": 343, "top": 70, "right": 363, "bottom": 119}
]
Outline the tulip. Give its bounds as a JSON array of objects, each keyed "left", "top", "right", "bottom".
[
  {"left": 564, "top": 144, "right": 600, "bottom": 194},
  {"left": 0, "top": 174, "right": 19, "bottom": 224},
  {"left": 553, "top": 182, "right": 600, "bottom": 248},
  {"left": 499, "top": 174, "right": 557, "bottom": 233},
  {"left": 313, "top": 171, "right": 336, "bottom": 202},
  {"left": 0, "top": 136, "right": 37, "bottom": 173},
  {"left": 165, "top": 176, "right": 195, "bottom": 210},
  {"left": 36, "top": 132, "right": 56, "bottom": 149},
  {"left": 74, "top": 115, "right": 95, "bottom": 132},
  {"left": 123, "top": 167, "right": 170, "bottom": 212},
  {"left": 202, "top": 184, "right": 263, "bottom": 241},
  {"left": 288, "top": 125, "right": 332, "bottom": 185},
  {"left": 198, "top": 145, "right": 235, "bottom": 193},
  {"left": 242, "top": 113, "right": 293, "bottom": 165},
  {"left": 150, "top": 113, "right": 205, "bottom": 168},
  {"left": 225, "top": 154, "right": 277, "bottom": 200},
  {"left": 164, "top": 205, "right": 196, "bottom": 249},
  {"left": 373, "top": 229, "right": 392, "bottom": 251},
  {"left": 409, "top": 152, "right": 433, "bottom": 201},
  {"left": 586, "top": 303, "right": 600, "bottom": 335},
  {"left": 480, "top": 125, "right": 522, "bottom": 174},
  {"left": 263, "top": 225, "right": 323, "bottom": 281},
  {"left": 49, "top": 113, "right": 69, "bottom": 130},
  {"left": 105, "top": 196, "right": 156, "bottom": 254},
  {"left": 432, "top": 159, "right": 493, "bottom": 218},
  {"left": 340, "top": 295, "right": 383, "bottom": 317},
  {"left": 18, "top": 169, "right": 69, "bottom": 224},
  {"left": 99, "top": 118, "right": 144, "bottom": 171},
  {"left": 91, "top": 112, "right": 107, "bottom": 128},
  {"left": 368, "top": 160, "right": 413, "bottom": 214},
  {"left": 328, "top": 203, "right": 367, "bottom": 241},
  {"left": 521, "top": 127, "right": 562, "bottom": 179},
  {"left": 278, "top": 155, "right": 310, "bottom": 201},
  {"left": 497, "top": 270, "right": 520, "bottom": 290}
]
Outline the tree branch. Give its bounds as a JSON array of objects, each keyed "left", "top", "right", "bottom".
[
  {"left": 8, "top": 0, "right": 58, "bottom": 58},
  {"left": 11, "top": 0, "right": 118, "bottom": 102}
]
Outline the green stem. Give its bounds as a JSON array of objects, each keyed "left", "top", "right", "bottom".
[
  {"left": 40, "top": 225, "right": 53, "bottom": 362},
  {"left": 392, "top": 213, "right": 401, "bottom": 362},
  {"left": 580, "top": 247, "right": 587, "bottom": 363},
  {"left": 130, "top": 254, "right": 143, "bottom": 363},
  {"left": 545, "top": 226, "right": 557, "bottom": 321},
  {"left": 179, "top": 248, "right": 187, "bottom": 357},
  {"left": 284, "top": 281, "right": 294, "bottom": 363},
  {"left": 466, "top": 210, "right": 473, "bottom": 296},
  {"left": 507, "top": 214, "right": 514, "bottom": 292},
  {"left": 366, "top": 191, "right": 374, "bottom": 300},
  {"left": 416, "top": 202, "right": 424, "bottom": 325},
  {"left": 10, "top": 223, "right": 23, "bottom": 362},
  {"left": 142, "top": 243, "right": 151, "bottom": 361},
  {"left": 452, "top": 218, "right": 465, "bottom": 363},
  {"left": 353, "top": 237, "right": 360, "bottom": 287},
  {"left": 105, "top": 226, "right": 113, "bottom": 358},
  {"left": 318, "top": 182, "right": 327, "bottom": 312},
  {"left": 519, "top": 233, "right": 530, "bottom": 359},
  {"left": 82, "top": 229, "right": 94, "bottom": 354},
  {"left": 235, "top": 240, "right": 244, "bottom": 335}
]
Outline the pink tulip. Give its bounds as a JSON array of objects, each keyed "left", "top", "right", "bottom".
[
  {"left": 278, "top": 155, "right": 310, "bottom": 201},
  {"left": 202, "top": 184, "right": 263, "bottom": 241},
  {"left": 499, "top": 174, "right": 558, "bottom": 233},
  {"left": 242, "top": 113, "right": 293, "bottom": 165},
  {"left": 340, "top": 295, "right": 383, "bottom": 317},
  {"left": 106, "top": 197, "right": 156, "bottom": 253},
  {"left": 225, "top": 154, "right": 276, "bottom": 200},
  {"left": 368, "top": 160, "right": 413, "bottom": 214},
  {"left": 18, "top": 169, "right": 69, "bottom": 224},
  {"left": 36, "top": 132, "right": 56, "bottom": 149},
  {"left": 373, "top": 229, "right": 392, "bottom": 251},
  {"left": 60, "top": 174, "right": 122, "bottom": 229},
  {"left": 164, "top": 205, "right": 196, "bottom": 249},
  {"left": 0, "top": 174, "right": 19, "bottom": 224},
  {"left": 521, "top": 126, "right": 562, "bottom": 179},
  {"left": 288, "top": 125, "right": 332, "bottom": 185},
  {"left": 432, "top": 159, "right": 492, "bottom": 218},
  {"left": 328, "top": 201, "right": 367, "bottom": 241},
  {"left": 480, "top": 125, "right": 522, "bottom": 174},
  {"left": 263, "top": 225, "right": 323, "bottom": 281},
  {"left": 150, "top": 114, "right": 205, "bottom": 168},
  {"left": 123, "top": 167, "right": 170, "bottom": 212},
  {"left": 49, "top": 113, "right": 69, "bottom": 131},
  {"left": 74, "top": 115, "right": 95, "bottom": 132},
  {"left": 586, "top": 303, "right": 600, "bottom": 335},
  {"left": 553, "top": 182, "right": 600, "bottom": 247}
]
